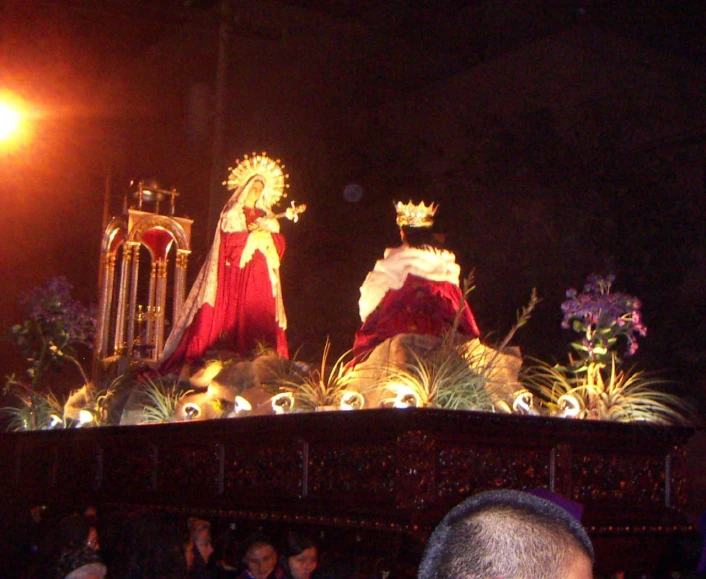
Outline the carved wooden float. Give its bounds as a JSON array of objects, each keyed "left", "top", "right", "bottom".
[{"left": 0, "top": 408, "right": 694, "bottom": 574}]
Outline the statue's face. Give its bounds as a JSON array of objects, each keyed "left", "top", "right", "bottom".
[{"left": 244, "top": 179, "right": 265, "bottom": 207}]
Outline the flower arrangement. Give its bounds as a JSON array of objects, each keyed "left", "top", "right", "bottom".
[
  {"left": 1, "top": 273, "right": 692, "bottom": 428},
  {"left": 5, "top": 276, "right": 95, "bottom": 388},
  {"left": 523, "top": 274, "right": 691, "bottom": 424},
  {"left": 560, "top": 274, "right": 646, "bottom": 370},
  {"left": 2, "top": 277, "right": 96, "bottom": 430}
]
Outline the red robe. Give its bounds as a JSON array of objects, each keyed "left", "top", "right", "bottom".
[
  {"left": 160, "top": 207, "right": 288, "bottom": 375},
  {"left": 352, "top": 245, "right": 480, "bottom": 364},
  {"left": 352, "top": 273, "right": 479, "bottom": 361}
]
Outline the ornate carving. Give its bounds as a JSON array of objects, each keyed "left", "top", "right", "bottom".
[
  {"left": 102, "top": 252, "right": 117, "bottom": 268},
  {"left": 223, "top": 443, "right": 304, "bottom": 499},
  {"left": 438, "top": 444, "right": 549, "bottom": 499},
  {"left": 551, "top": 443, "right": 572, "bottom": 496},
  {"left": 308, "top": 443, "right": 397, "bottom": 500},
  {"left": 121, "top": 242, "right": 133, "bottom": 263},
  {"left": 100, "top": 215, "right": 127, "bottom": 254},
  {"left": 176, "top": 250, "right": 190, "bottom": 269},
  {"left": 396, "top": 430, "right": 435, "bottom": 510},
  {"left": 128, "top": 213, "right": 190, "bottom": 250},
  {"left": 19, "top": 442, "right": 57, "bottom": 490},
  {"left": 55, "top": 443, "right": 102, "bottom": 492},
  {"left": 157, "top": 443, "right": 223, "bottom": 496},
  {"left": 102, "top": 443, "right": 157, "bottom": 495},
  {"left": 666, "top": 444, "right": 689, "bottom": 510},
  {"left": 572, "top": 452, "right": 665, "bottom": 505}
]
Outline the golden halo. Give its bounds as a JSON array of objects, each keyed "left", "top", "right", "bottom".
[{"left": 225, "top": 152, "right": 289, "bottom": 210}]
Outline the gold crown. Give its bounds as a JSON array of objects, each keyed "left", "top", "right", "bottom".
[
  {"left": 224, "top": 152, "right": 290, "bottom": 210},
  {"left": 395, "top": 200, "right": 438, "bottom": 228}
]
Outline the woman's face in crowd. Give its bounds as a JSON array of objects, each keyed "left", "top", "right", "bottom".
[
  {"left": 194, "top": 528, "right": 214, "bottom": 563},
  {"left": 244, "top": 543, "right": 278, "bottom": 579},
  {"left": 288, "top": 547, "right": 318, "bottom": 579}
]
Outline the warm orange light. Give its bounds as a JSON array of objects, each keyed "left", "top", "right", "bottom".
[
  {"left": 0, "top": 99, "right": 23, "bottom": 142},
  {"left": 0, "top": 93, "right": 33, "bottom": 151}
]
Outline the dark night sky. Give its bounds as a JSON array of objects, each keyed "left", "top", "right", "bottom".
[{"left": 1, "top": 0, "right": 705, "bottom": 402}]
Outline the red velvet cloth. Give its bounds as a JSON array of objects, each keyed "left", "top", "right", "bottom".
[
  {"left": 352, "top": 274, "right": 480, "bottom": 362},
  {"left": 160, "top": 212, "right": 288, "bottom": 375}
]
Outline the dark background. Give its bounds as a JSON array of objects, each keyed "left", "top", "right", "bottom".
[{"left": 1, "top": 0, "right": 705, "bottom": 412}]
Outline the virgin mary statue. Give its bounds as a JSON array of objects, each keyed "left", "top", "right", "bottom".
[{"left": 159, "top": 154, "right": 305, "bottom": 375}]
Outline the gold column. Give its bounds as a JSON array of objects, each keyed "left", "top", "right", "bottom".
[
  {"left": 94, "top": 251, "right": 110, "bottom": 359},
  {"left": 155, "top": 259, "right": 168, "bottom": 357},
  {"left": 125, "top": 242, "right": 141, "bottom": 354},
  {"left": 146, "top": 261, "right": 158, "bottom": 346},
  {"left": 173, "top": 250, "right": 190, "bottom": 322},
  {"left": 92, "top": 251, "right": 117, "bottom": 380},
  {"left": 96, "top": 252, "right": 117, "bottom": 357},
  {"left": 113, "top": 242, "right": 134, "bottom": 355}
]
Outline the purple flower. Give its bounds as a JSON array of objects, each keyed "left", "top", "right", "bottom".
[{"left": 561, "top": 274, "right": 646, "bottom": 364}]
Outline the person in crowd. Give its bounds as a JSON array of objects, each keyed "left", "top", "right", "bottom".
[
  {"left": 53, "top": 514, "right": 105, "bottom": 579},
  {"left": 6, "top": 503, "right": 48, "bottom": 578},
  {"left": 107, "top": 509, "right": 188, "bottom": 578},
  {"left": 186, "top": 517, "right": 215, "bottom": 578},
  {"left": 237, "top": 533, "right": 285, "bottom": 579},
  {"left": 61, "top": 556, "right": 106, "bottom": 579},
  {"left": 212, "top": 525, "right": 241, "bottom": 578},
  {"left": 353, "top": 200, "right": 480, "bottom": 363},
  {"left": 279, "top": 532, "right": 319, "bottom": 579},
  {"left": 159, "top": 155, "right": 305, "bottom": 375},
  {"left": 417, "top": 489, "right": 594, "bottom": 579}
]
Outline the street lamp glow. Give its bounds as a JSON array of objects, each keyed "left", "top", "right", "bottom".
[{"left": 0, "top": 101, "right": 22, "bottom": 142}]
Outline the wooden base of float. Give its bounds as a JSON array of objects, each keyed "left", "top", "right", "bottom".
[{"left": 0, "top": 409, "right": 695, "bottom": 574}]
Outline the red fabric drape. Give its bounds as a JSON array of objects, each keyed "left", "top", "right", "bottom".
[
  {"left": 160, "top": 226, "right": 288, "bottom": 375},
  {"left": 352, "top": 274, "right": 479, "bottom": 363}
]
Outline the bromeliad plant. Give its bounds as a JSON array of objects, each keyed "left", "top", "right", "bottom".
[
  {"left": 378, "top": 280, "right": 537, "bottom": 411},
  {"left": 2, "top": 277, "right": 96, "bottom": 430},
  {"left": 140, "top": 378, "right": 193, "bottom": 424},
  {"left": 524, "top": 274, "right": 690, "bottom": 424},
  {"left": 522, "top": 354, "right": 692, "bottom": 424},
  {"left": 379, "top": 345, "right": 494, "bottom": 410},
  {"left": 1, "top": 376, "right": 66, "bottom": 430},
  {"left": 271, "top": 339, "right": 360, "bottom": 412}
]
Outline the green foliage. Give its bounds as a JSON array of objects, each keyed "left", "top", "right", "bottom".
[
  {"left": 81, "top": 376, "right": 127, "bottom": 426},
  {"left": 380, "top": 346, "right": 493, "bottom": 410},
  {"left": 140, "top": 378, "right": 192, "bottom": 424},
  {"left": 272, "top": 339, "right": 355, "bottom": 411},
  {"left": 6, "top": 277, "right": 95, "bottom": 389},
  {"left": 1, "top": 375, "right": 66, "bottom": 431},
  {"left": 561, "top": 274, "right": 646, "bottom": 372},
  {"left": 522, "top": 355, "right": 692, "bottom": 425},
  {"left": 378, "top": 282, "right": 537, "bottom": 411}
]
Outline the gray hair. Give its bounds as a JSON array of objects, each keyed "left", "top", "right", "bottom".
[
  {"left": 418, "top": 489, "right": 594, "bottom": 579},
  {"left": 65, "top": 562, "right": 107, "bottom": 579}
]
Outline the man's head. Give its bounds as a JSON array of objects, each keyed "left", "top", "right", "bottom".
[{"left": 418, "top": 489, "right": 594, "bottom": 579}]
